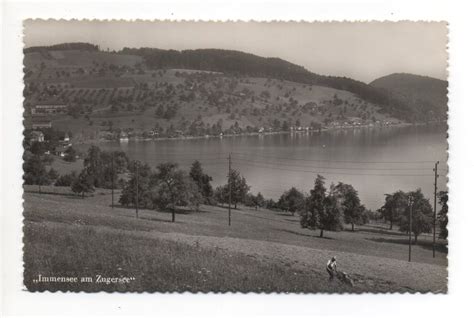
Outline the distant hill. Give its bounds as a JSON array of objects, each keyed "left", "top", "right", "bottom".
[
  {"left": 24, "top": 42, "right": 99, "bottom": 53},
  {"left": 370, "top": 73, "right": 448, "bottom": 121}
]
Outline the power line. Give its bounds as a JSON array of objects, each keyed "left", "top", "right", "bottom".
[
  {"left": 228, "top": 153, "right": 232, "bottom": 227},
  {"left": 233, "top": 158, "right": 435, "bottom": 171},
  {"left": 152, "top": 155, "right": 228, "bottom": 160},
  {"left": 130, "top": 150, "right": 445, "bottom": 165},
  {"left": 433, "top": 161, "right": 439, "bottom": 258},
  {"left": 232, "top": 152, "right": 440, "bottom": 164},
  {"left": 232, "top": 161, "right": 434, "bottom": 177}
]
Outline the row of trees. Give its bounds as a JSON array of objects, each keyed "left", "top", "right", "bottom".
[
  {"left": 379, "top": 189, "right": 448, "bottom": 241},
  {"left": 118, "top": 160, "right": 216, "bottom": 222},
  {"left": 278, "top": 176, "right": 446, "bottom": 241},
  {"left": 275, "top": 181, "right": 368, "bottom": 237},
  {"left": 24, "top": 144, "right": 448, "bottom": 240},
  {"left": 295, "top": 176, "right": 368, "bottom": 237}
]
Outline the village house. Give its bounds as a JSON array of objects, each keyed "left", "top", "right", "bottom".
[
  {"left": 53, "top": 145, "right": 70, "bottom": 157},
  {"left": 119, "top": 131, "right": 129, "bottom": 142},
  {"left": 59, "top": 132, "right": 72, "bottom": 147}
]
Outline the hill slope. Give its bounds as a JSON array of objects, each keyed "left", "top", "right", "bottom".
[
  {"left": 120, "top": 48, "right": 418, "bottom": 120},
  {"left": 370, "top": 73, "right": 448, "bottom": 121},
  {"left": 23, "top": 44, "right": 447, "bottom": 141}
]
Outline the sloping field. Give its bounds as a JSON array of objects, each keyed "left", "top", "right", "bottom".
[
  {"left": 155, "top": 232, "right": 446, "bottom": 292},
  {"left": 50, "top": 75, "right": 136, "bottom": 88},
  {"left": 23, "top": 188, "right": 447, "bottom": 292}
]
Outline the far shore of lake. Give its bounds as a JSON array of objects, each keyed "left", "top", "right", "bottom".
[{"left": 72, "top": 121, "right": 446, "bottom": 146}]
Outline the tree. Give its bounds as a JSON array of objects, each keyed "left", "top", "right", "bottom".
[
  {"left": 278, "top": 187, "right": 305, "bottom": 216},
  {"left": 183, "top": 177, "right": 203, "bottom": 212},
  {"left": 83, "top": 146, "right": 129, "bottom": 188},
  {"left": 398, "top": 189, "right": 433, "bottom": 244},
  {"left": 214, "top": 185, "right": 227, "bottom": 207},
  {"left": 265, "top": 198, "right": 279, "bottom": 210},
  {"left": 152, "top": 162, "right": 200, "bottom": 222},
  {"left": 301, "top": 175, "right": 326, "bottom": 234},
  {"left": 333, "top": 182, "right": 362, "bottom": 231},
  {"left": 63, "top": 146, "right": 77, "bottom": 162},
  {"left": 319, "top": 187, "right": 345, "bottom": 236},
  {"left": 254, "top": 192, "right": 265, "bottom": 210},
  {"left": 23, "top": 154, "right": 51, "bottom": 193},
  {"left": 71, "top": 170, "right": 95, "bottom": 198},
  {"left": 438, "top": 191, "right": 448, "bottom": 239},
  {"left": 47, "top": 168, "right": 59, "bottom": 184},
  {"left": 301, "top": 175, "right": 343, "bottom": 238},
  {"left": 246, "top": 192, "right": 265, "bottom": 210},
  {"left": 83, "top": 146, "right": 104, "bottom": 187},
  {"left": 30, "top": 141, "right": 46, "bottom": 156},
  {"left": 119, "top": 162, "right": 153, "bottom": 208},
  {"left": 214, "top": 169, "right": 250, "bottom": 209},
  {"left": 189, "top": 160, "right": 213, "bottom": 203},
  {"left": 229, "top": 169, "right": 250, "bottom": 209},
  {"left": 55, "top": 171, "right": 77, "bottom": 187},
  {"left": 101, "top": 151, "right": 129, "bottom": 188},
  {"left": 379, "top": 191, "right": 407, "bottom": 230}
]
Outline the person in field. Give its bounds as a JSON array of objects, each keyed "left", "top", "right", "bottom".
[{"left": 326, "top": 256, "right": 337, "bottom": 280}]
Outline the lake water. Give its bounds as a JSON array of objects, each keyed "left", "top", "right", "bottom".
[{"left": 92, "top": 124, "right": 448, "bottom": 210}]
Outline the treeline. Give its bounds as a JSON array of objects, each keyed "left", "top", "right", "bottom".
[{"left": 24, "top": 42, "right": 99, "bottom": 53}]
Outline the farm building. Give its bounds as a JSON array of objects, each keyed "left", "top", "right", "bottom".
[
  {"left": 31, "top": 103, "right": 68, "bottom": 116},
  {"left": 29, "top": 130, "right": 44, "bottom": 144},
  {"left": 31, "top": 121, "right": 52, "bottom": 129}
]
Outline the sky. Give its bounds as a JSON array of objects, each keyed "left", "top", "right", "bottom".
[{"left": 23, "top": 20, "right": 448, "bottom": 83}]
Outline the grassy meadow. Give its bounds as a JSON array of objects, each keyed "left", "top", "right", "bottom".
[{"left": 23, "top": 186, "right": 447, "bottom": 293}]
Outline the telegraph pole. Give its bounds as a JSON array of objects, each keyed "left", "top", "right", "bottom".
[
  {"left": 433, "top": 161, "right": 439, "bottom": 258},
  {"left": 135, "top": 162, "right": 139, "bottom": 219},
  {"left": 408, "top": 195, "right": 413, "bottom": 262},
  {"left": 228, "top": 153, "right": 232, "bottom": 226},
  {"left": 111, "top": 152, "right": 114, "bottom": 209}
]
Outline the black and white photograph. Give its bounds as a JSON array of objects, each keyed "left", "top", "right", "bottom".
[{"left": 20, "top": 20, "right": 449, "bottom": 293}]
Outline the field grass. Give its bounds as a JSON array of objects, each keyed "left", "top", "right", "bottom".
[
  {"left": 23, "top": 187, "right": 447, "bottom": 293},
  {"left": 49, "top": 158, "right": 83, "bottom": 175},
  {"left": 24, "top": 223, "right": 369, "bottom": 293}
]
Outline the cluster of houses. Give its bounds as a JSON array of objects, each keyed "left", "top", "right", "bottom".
[
  {"left": 326, "top": 119, "right": 396, "bottom": 129},
  {"left": 52, "top": 133, "right": 73, "bottom": 157},
  {"left": 27, "top": 102, "right": 76, "bottom": 157},
  {"left": 28, "top": 129, "right": 73, "bottom": 158}
]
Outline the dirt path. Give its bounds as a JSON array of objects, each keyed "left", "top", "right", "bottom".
[{"left": 153, "top": 231, "right": 447, "bottom": 293}]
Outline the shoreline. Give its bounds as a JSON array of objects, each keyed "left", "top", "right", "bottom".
[{"left": 73, "top": 121, "right": 446, "bottom": 146}]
